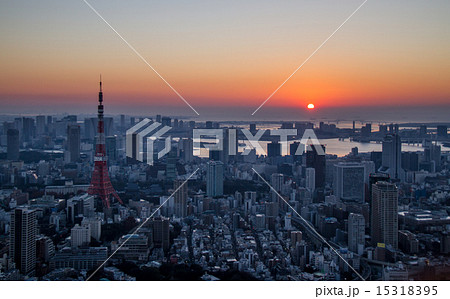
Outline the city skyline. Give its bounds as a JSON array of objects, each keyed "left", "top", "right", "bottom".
[{"left": 0, "top": 82, "right": 449, "bottom": 282}]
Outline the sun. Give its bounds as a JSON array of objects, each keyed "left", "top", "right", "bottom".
[{"left": 307, "top": 103, "right": 315, "bottom": 109}]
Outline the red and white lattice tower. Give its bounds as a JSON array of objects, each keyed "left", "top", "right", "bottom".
[{"left": 87, "top": 77, "right": 122, "bottom": 208}]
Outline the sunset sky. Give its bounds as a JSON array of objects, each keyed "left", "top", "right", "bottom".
[{"left": 0, "top": 0, "right": 449, "bottom": 119}]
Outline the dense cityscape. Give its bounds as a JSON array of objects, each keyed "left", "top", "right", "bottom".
[{"left": 0, "top": 84, "right": 449, "bottom": 281}]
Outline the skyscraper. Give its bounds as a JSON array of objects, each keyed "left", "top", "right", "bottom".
[
  {"left": 152, "top": 216, "right": 170, "bottom": 251},
  {"left": 7, "top": 128, "right": 20, "bottom": 160},
  {"left": 173, "top": 179, "right": 187, "bottom": 218},
  {"left": 371, "top": 181, "right": 398, "bottom": 249},
  {"left": 290, "top": 141, "right": 303, "bottom": 161},
  {"left": 348, "top": 213, "right": 365, "bottom": 255},
  {"left": 265, "top": 201, "right": 279, "bottom": 230},
  {"left": 270, "top": 173, "right": 283, "bottom": 191},
  {"left": 401, "top": 152, "right": 419, "bottom": 172},
  {"left": 380, "top": 134, "right": 404, "bottom": 181},
  {"left": 21, "top": 117, "right": 35, "bottom": 143},
  {"left": 271, "top": 173, "right": 284, "bottom": 202},
  {"left": 206, "top": 161, "right": 224, "bottom": 197},
  {"left": 105, "top": 135, "right": 117, "bottom": 162},
  {"left": 368, "top": 172, "right": 390, "bottom": 228},
  {"left": 333, "top": 162, "right": 365, "bottom": 202},
  {"left": 36, "top": 115, "right": 46, "bottom": 136},
  {"left": 305, "top": 144, "right": 326, "bottom": 189},
  {"left": 10, "top": 207, "right": 37, "bottom": 275},
  {"left": 424, "top": 143, "right": 442, "bottom": 172},
  {"left": 267, "top": 141, "right": 281, "bottom": 157},
  {"left": 182, "top": 138, "right": 194, "bottom": 163},
  {"left": 66, "top": 124, "right": 80, "bottom": 163},
  {"left": 165, "top": 148, "right": 177, "bottom": 181}
]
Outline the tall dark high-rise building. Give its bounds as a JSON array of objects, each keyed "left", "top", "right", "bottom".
[
  {"left": 105, "top": 135, "right": 117, "bottom": 162},
  {"left": 270, "top": 173, "right": 284, "bottom": 202},
  {"left": 348, "top": 213, "right": 365, "bottom": 255},
  {"left": 368, "top": 173, "right": 390, "bottom": 200},
  {"left": 305, "top": 144, "right": 326, "bottom": 189},
  {"left": 182, "top": 138, "right": 194, "bottom": 163},
  {"left": 333, "top": 162, "right": 365, "bottom": 202},
  {"left": 370, "top": 151, "right": 383, "bottom": 170},
  {"left": 10, "top": 207, "right": 37, "bottom": 275},
  {"left": 7, "top": 128, "right": 20, "bottom": 160},
  {"left": 380, "top": 134, "right": 404, "bottom": 181},
  {"left": 173, "top": 179, "right": 187, "bottom": 218},
  {"left": 267, "top": 141, "right": 281, "bottom": 157},
  {"left": 209, "top": 149, "right": 221, "bottom": 161},
  {"left": 152, "top": 216, "right": 170, "bottom": 251},
  {"left": 424, "top": 143, "right": 442, "bottom": 172},
  {"left": 36, "top": 115, "right": 46, "bottom": 136},
  {"left": 371, "top": 181, "right": 398, "bottom": 249},
  {"left": 165, "top": 148, "right": 177, "bottom": 181},
  {"left": 87, "top": 78, "right": 123, "bottom": 208},
  {"left": 66, "top": 124, "right": 80, "bottom": 163},
  {"left": 289, "top": 141, "right": 301, "bottom": 156},
  {"left": 206, "top": 161, "right": 224, "bottom": 197},
  {"left": 22, "top": 117, "right": 35, "bottom": 142},
  {"left": 367, "top": 172, "right": 390, "bottom": 228},
  {"left": 290, "top": 141, "right": 303, "bottom": 162},
  {"left": 401, "top": 152, "right": 419, "bottom": 171}
]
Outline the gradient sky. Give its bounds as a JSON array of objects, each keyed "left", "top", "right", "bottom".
[{"left": 0, "top": 0, "right": 449, "bottom": 119}]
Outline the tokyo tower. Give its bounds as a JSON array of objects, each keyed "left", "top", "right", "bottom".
[{"left": 87, "top": 77, "right": 123, "bottom": 208}]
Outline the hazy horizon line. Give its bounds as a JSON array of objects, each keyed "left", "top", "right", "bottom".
[{"left": 1, "top": 103, "right": 449, "bottom": 125}]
